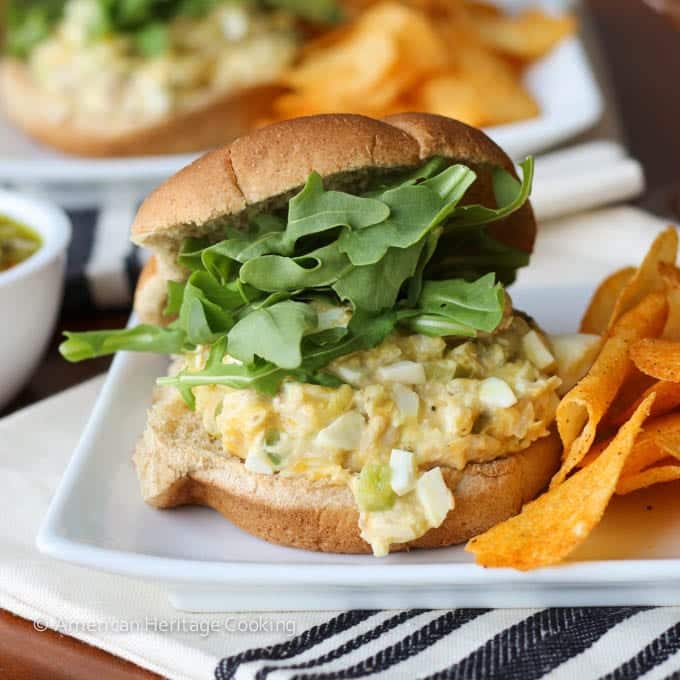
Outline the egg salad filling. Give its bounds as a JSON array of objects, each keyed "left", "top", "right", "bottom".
[
  {"left": 16, "top": 0, "right": 299, "bottom": 128},
  {"left": 61, "top": 154, "right": 551, "bottom": 555},
  {"left": 184, "top": 314, "right": 560, "bottom": 554}
]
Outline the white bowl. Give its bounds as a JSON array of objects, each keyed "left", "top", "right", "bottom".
[{"left": 0, "top": 190, "right": 71, "bottom": 409}]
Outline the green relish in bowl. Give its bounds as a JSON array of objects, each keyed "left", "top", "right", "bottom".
[{"left": 0, "top": 215, "right": 42, "bottom": 272}]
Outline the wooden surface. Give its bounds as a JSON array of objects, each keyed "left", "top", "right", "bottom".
[{"left": 2, "top": 1, "right": 680, "bottom": 677}]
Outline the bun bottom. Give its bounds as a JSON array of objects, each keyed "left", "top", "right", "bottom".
[
  {"left": 0, "top": 60, "right": 284, "bottom": 157},
  {"left": 134, "top": 387, "right": 561, "bottom": 554}
]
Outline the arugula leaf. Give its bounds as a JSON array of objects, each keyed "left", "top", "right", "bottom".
[
  {"left": 407, "top": 228, "right": 441, "bottom": 307},
  {"left": 164, "top": 280, "right": 186, "bottom": 316},
  {"left": 227, "top": 300, "right": 317, "bottom": 369},
  {"left": 60, "top": 325, "right": 186, "bottom": 362},
  {"left": 430, "top": 229, "right": 530, "bottom": 285},
  {"left": 178, "top": 237, "right": 210, "bottom": 271},
  {"left": 400, "top": 314, "right": 477, "bottom": 338},
  {"left": 338, "top": 165, "right": 475, "bottom": 266},
  {"left": 446, "top": 157, "right": 534, "bottom": 228},
  {"left": 179, "top": 273, "right": 235, "bottom": 344},
  {"left": 159, "top": 337, "right": 291, "bottom": 405},
  {"left": 337, "top": 184, "right": 442, "bottom": 265},
  {"left": 333, "top": 241, "right": 424, "bottom": 312},
  {"left": 301, "top": 309, "right": 396, "bottom": 370},
  {"left": 240, "top": 242, "right": 352, "bottom": 291},
  {"left": 418, "top": 273, "right": 505, "bottom": 333},
  {"left": 283, "top": 172, "right": 390, "bottom": 252}
]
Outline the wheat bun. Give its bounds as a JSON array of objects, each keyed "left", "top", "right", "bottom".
[
  {"left": 135, "top": 387, "right": 561, "bottom": 554},
  {"left": 0, "top": 59, "right": 285, "bottom": 157},
  {"left": 129, "top": 112, "right": 550, "bottom": 553},
  {"left": 132, "top": 112, "right": 536, "bottom": 324}
]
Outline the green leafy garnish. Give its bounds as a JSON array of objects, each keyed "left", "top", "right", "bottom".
[
  {"left": 400, "top": 274, "right": 506, "bottom": 338},
  {"left": 61, "top": 156, "right": 534, "bottom": 406},
  {"left": 60, "top": 325, "right": 186, "bottom": 362},
  {"left": 227, "top": 300, "right": 316, "bottom": 368}
]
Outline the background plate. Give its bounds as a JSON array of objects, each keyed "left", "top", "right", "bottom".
[
  {"left": 37, "top": 285, "right": 680, "bottom": 611},
  {"left": 0, "top": 34, "right": 601, "bottom": 209}
]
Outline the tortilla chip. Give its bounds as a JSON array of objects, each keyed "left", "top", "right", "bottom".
[
  {"left": 580, "top": 267, "right": 636, "bottom": 335},
  {"left": 631, "top": 338, "right": 680, "bottom": 382},
  {"left": 591, "top": 411, "right": 680, "bottom": 475},
  {"left": 466, "top": 394, "right": 654, "bottom": 570},
  {"left": 611, "top": 380, "right": 680, "bottom": 426},
  {"left": 617, "top": 465, "right": 680, "bottom": 495},
  {"left": 553, "top": 336, "right": 629, "bottom": 486},
  {"left": 607, "top": 227, "right": 678, "bottom": 332},
  {"left": 554, "top": 293, "right": 667, "bottom": 486},
  {"left": 611, "top": 292, "right": 669, "bottom": 342}
]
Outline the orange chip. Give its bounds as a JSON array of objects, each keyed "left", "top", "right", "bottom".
[
  {"left": 664, "top": 289, "right": 680, "bottom": 341},
  {"left": 604, "top": 411, "right": 680, "bottom": 475},
  {"left": 630, "top": 338, "right": 680, "bottom": 382},
  {"left": 611, "top": 380, "right": 680, "bottom": 426},
  {"left": 554, "top": 292, "right": 668, "bottom": 486},
  {"left": 466, "top": 8, "right": 576, "bottom": 61},
  {"left": 617, "top": 465, "right": 680, "bottom": 495},
  {"left": 607, "top": 227, "right": 678, "bottom": 333},
  {"left": 553, "top": 336, "right": 629, "bottom": 486},
  {"left": 580, "top": 267, "right": 636, "bottom": 335},
  {"left": 606, "top": 368, "right": 657, "bottom": 427},
  {"left": 268, "top": 1, "right": 573, "bottom": 127},
  {"left": 466, "top": 394, "right": 654, "bottom": 570}
]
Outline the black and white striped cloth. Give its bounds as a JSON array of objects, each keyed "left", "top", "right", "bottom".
[
  {"left": 64, "top": 205, "right": 143, "bottom": 314},
  {"left": 216, "top": 608, "right": 680, "bottom": 680}
]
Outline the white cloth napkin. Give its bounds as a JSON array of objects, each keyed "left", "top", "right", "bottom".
[{"left": 0, "top": 206, "right": 675, "bottom": 680}]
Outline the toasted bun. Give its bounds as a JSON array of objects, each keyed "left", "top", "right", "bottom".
[
  {"left": 0, "top": 59, "right": 285, "bottom": 157},
  {"left": 134, "top": 387, "right": 560, "bottom": 554},
  {"left": 132, "top": 112, "right": 536, "bottom": 323}
]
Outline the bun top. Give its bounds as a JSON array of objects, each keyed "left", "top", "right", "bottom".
[{"left": 132, "top": 113, "right": 536, "bottom": 255}]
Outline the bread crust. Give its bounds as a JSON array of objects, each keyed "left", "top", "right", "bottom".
[
  {"left": 0, "top": 59, "right": 285, "bottom": 158},
  {"left": 134, "top": 387, "right": 561, "bottom": 554}
]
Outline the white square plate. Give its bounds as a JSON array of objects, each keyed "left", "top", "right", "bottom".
[
  {"left": 0, "top": 33, "right": 601, "bottom": 209},
  {"left": 37, "top": 284, "right": 680, "bottom": 612}
]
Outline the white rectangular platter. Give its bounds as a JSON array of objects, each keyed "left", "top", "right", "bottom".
[{"left": 37, "top": 284, "right": 680, "bottom": 612}]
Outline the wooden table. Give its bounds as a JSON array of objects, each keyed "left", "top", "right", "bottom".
[{"left": 2, "top": 1, "right": 680, "bottom": 677}]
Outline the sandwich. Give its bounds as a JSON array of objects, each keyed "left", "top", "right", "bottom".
[
  {"left": 1, "top": 0, "right": 340, "bottom": 157},
  {"left": 61, "top": 113, "right": 565, "bottom": 556}
]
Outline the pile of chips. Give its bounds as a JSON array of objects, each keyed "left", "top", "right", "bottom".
[
  {"left": 266, "top": 0, "right": 575, "bottom": 127},
  {"left": 468, "top": 228, "right": 680, "bottom": 570}
]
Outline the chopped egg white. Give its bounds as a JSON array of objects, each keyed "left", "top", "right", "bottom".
[
  {"left": 416, "top": 468, "right": 454, "bottom": 526},
  {"left": 479, "top": 377, "right": 518, "bottom": 409},
  {"left": 522, "top": 330, "right": 556, "bottom": 371},
  {"left": 244, "top": 445, "right": 274, "bottom": 475},
  {"left": 389, "top": 449, "right": 417, "bottom": 496},
  {"left": 376, "top": 361, "right": 427, "bottom": 385},
  {"left": 391, "top": 383, "right": 420, "bottom": 419},
  {"left": 316, "top": 411, "right": 365, "bottom": 450},
  {"left": 548, "top": 333, "right": 602, "bottom": 394}
]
